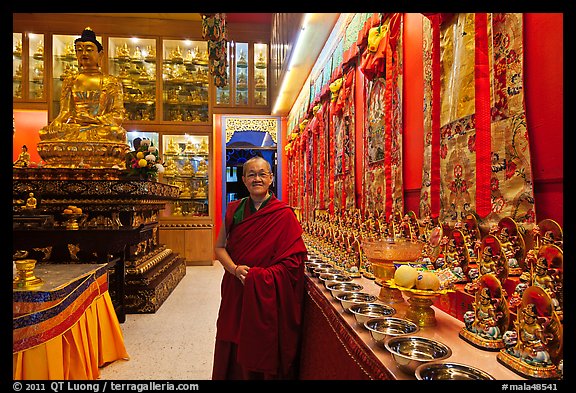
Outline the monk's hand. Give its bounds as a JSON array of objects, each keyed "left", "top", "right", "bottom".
[{"left": 235, "top": 265, "right": 250, "bottom": 284}]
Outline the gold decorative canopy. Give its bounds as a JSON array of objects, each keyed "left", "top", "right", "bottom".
[{"left": 224, "top": 117, "right": 278, "bottom": 143}]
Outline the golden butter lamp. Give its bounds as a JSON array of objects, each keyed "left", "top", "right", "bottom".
[{"left": 13, "top": 259, "right": 43, "bottom": 289}]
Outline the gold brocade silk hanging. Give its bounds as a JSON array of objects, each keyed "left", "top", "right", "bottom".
[
  {"left": 420, "top": 13, "right": 536, "bottom": 231},
  {"left": 361, "top": 14, "right": 404, "bottom": 219}
]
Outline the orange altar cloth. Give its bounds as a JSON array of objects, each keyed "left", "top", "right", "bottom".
[{"left": 13, "top": 263, "right": 129, "bottom": 380}]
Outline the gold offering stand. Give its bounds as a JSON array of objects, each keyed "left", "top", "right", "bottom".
[
  {"left": 361, "top": 239, "right": 424, "bottom": 304},
  {"left": 387, "top": 281, "right": 454, "bottom": 327},
  {"left": 13, "top": 259, "right": 43, "bottom": 289},
  {"left": 62, "top": 213, "right": 84, "bottom": 230}
]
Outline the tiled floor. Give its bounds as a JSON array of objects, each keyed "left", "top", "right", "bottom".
[{"left": 98, "top": 264, "right": 224, "bottom": 380}]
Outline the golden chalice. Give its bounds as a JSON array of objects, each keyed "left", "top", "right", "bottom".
[{"left": 361, "top": 238, "right": 424, "bottom": 304}]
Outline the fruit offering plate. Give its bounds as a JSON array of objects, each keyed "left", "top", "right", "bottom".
[{"left": 386, "top": 279, "right": 455, "bottom": 296}]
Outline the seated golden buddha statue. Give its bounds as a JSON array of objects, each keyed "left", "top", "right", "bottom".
[
  {"left": 195, "top": 183, "right": 207, "bottom": 199},
  {"left": 181, "top": 160, "right": 195, "bottom": 176},
  {"left": 37, "top": 28, "right": 129, "bottom": 168},
  {"left": 195, "top": 159, "right": 208, "bottom": 177}
]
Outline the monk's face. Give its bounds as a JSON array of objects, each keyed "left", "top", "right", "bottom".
[{"left": 242, "top": 159, "right": 273, "bottom": 199}]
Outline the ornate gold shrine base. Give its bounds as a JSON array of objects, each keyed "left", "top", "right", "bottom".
[
  {"left": 497, "top": 349, "right": 561, "bottom": 379},
  {"left": 124, "top": 247, "right": 187, "bottom": 314},
  {"left": 459, "top": 328, "right": 505, "bottom": 351},
  {"left": 37, "top": 141, "right": 129, "bottom": 169},
  {"left": 403, "top": 292, "right": 439, "bottom": 327},
  {"left": 13, "top": 259, "right": 44, "bottom": 289}
]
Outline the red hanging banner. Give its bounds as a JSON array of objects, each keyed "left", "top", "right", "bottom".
[
  {"left": 474, "top": 13, "right": 492, "bottom": 218},
  {"left": 430, "top": 14, "right": 442, "bottom": 219},
  {"left": 384, "top": 41, "right": 393, "bottom": 218}
]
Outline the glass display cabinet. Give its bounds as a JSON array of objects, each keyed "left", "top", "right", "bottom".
[
  {"left": 234, "top": 42, "right": 249, "bottom": 106},
  {"left": 162, "top": 39, "right": 210, "bottom": 123},
  {"left": 253, "top": 43, "right": 268, "bottom": 106},
  {"left": 214, "top": 41, "right": 231, "bottom": 105},
  {"left": 13, "top": 32, "right": 45, "bottom": 101},
  {"left": 109, "top": 36, "right": 157, "bottom": 121},
  {"left": 158, "top": 132, "right": 214, "bottom": 265},
  {"left": 13, "top": 33, "right": 23, "bottom": 99},
  {"left": 213, "top": 41, "right": 269, "bottom": 109},
  {"left": 160, "top": 134, "right": 210, "bottom": 217}
]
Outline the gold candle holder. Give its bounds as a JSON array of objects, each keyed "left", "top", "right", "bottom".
[{"left": 13, "top": 259, "right": 43, "bottom": 289}]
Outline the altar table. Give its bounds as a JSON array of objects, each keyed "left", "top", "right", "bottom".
[
  {"left": 299, "top": 272, "right": 525, "bottom": 380},
  {"left": 13, "top": 263, "right": 129, "bottom": 380}
]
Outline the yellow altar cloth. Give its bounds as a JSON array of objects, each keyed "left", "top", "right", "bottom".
[{"left": 13, "top": 264, "right": 129, "bottom": 380}]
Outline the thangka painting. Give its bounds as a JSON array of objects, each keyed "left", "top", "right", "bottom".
[
  {"left": 420, "top": 13, "right": 535, "bottom": 230},
  {"left": 362, "top": 15, "right": 404, "bottom": 218},
  {"left": 333, "top": 72, "right": 356, "bottom": 211}
]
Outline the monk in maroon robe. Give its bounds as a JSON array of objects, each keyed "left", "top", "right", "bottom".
[{"left": 212, "top": 156, "right": 308, "bottom": 380}]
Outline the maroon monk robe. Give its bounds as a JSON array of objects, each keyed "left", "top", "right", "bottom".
[{"left": 212, "top": 195, "right": 308, "bottom": 379}]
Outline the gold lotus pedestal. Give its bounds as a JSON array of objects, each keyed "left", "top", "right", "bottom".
[
  {"left": 37, "top": 141, "right": 129, "bottom": 168},
  {"left": 361, "top": 239, "right": 424, "bottom": 304},
  {"left": 13, "top": 259, "right": 43, "bottom": 289}
]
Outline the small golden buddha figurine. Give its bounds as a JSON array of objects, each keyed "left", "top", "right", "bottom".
[
  {"left": 255, "top": 51, "right": 266, "bottom": 68},
  {"left": 33, "top": 62, "right": 44, "bottom": 81},
  {"left": 165, "top": 138, "right": 181, "bottom": 155},
  {"left": 14, "top": 63, "right": 23, "bottom": 80},
  {"left": 181, "top": 160, "right": 195, "bottom": 176},
  {"left": 197, "top": 49, "right": 209, "bottom": 66},
  {"left": 63, "top": 43, "right": 76, "bottom": 60},
  {"left": 163, "top": 157, "right": 178, "bottom": 176},
  {"left": 13, "top": 39, "right": 22, "bottom": 57},
  {"left": 180, "top": 184, "right": 192, "bottom": 198},
  {"left": 117, "top": 43, "right": 130, "bottom": 60},
  {"left": 195, "top": 183, "right": 207, "bottom": 199},
  {"left": 255, "top": 71, "right": 266, "bottom": 89},
  {"left": 237, "top": 71, "right": 247, "bottom": 89},
  {"left": 25, "top": 192, "right": 37, "bottom": 210},
  {"left": 38, "top": 28, "right": 129, "bottom": 168},
  {"left": 237, "top": 49, "right": 247, "bottom": 67},
  {"left": 33, "top": 41, "right": 44, "bottom": 60},
  {"left": 184, "top": 139, "right": 197, "bottom": 154},
  {"left": 198, "top": 139, "right": 209, "bottom": 155},
  {"left": 131, "top": 46, "right": 143, "bottom": 62},
  {"left": 144, "top": 45, "right": 156, "bottom": 62},
  {"left": 195, "top": 159, "right": 208, "bottom": 177},
  {"left": 14, "top": 145, "right": 31, "bottom": 167},
  {"left": 170, "top": 46, "right": 183, "bottom": 63},
  {"left": 184, "top": 49, "right": 194, "bottom": 65}
]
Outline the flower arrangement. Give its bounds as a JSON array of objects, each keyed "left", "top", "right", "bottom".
[{"left": 127, "top": 139, "right": 164, "bottom": 180}]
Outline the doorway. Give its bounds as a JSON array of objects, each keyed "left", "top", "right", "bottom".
[{"left": 225, "top": 141, "right": 277, "bottom": 203}]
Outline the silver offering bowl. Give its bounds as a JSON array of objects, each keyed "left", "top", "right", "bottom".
[
  {"left": 415, "top": 361, "right": 495, "bottom": 380},
  {"left": 319, "top": 273, "right": 353, "bottom": 289},
  {"left": 326, "top": 281, "right": 364, "bottom": 299},
  {"left": 364, "top": 317, "right": 419, "bottom": 346},
  {"left": 313, "top": 267, "right": 341, "bottom": 277},
  {"left": 305, "top": 262, "right": 332, "bottom": 276},
  {"left": 349, "top": 302, "right": 396, "bottom": 325},
  {"left": 384, "top": 336, "right": 452, "bottom": 375},
  {"left": 335, "top": 292, "right": 378, "bottom": 312}
]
